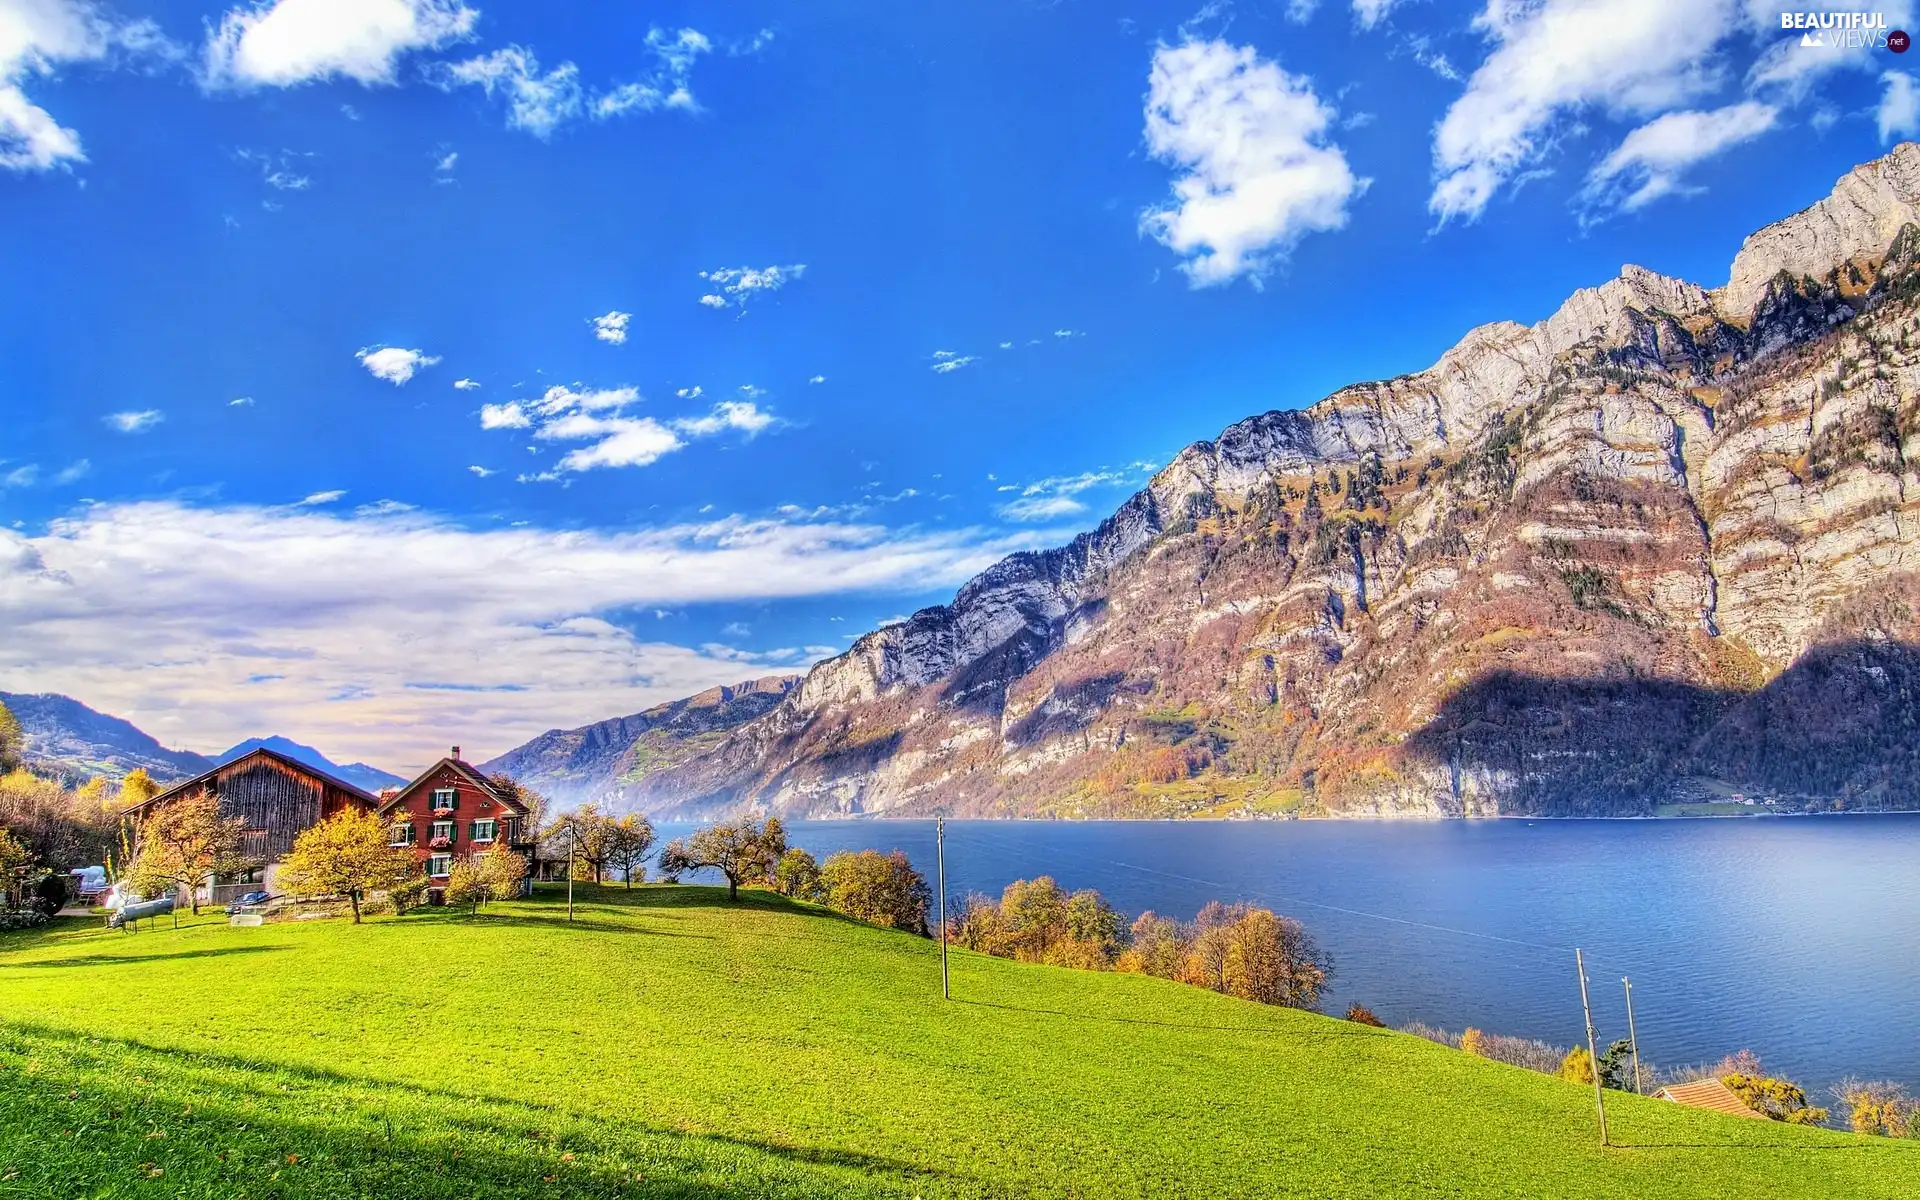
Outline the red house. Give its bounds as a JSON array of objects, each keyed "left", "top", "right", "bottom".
[{"left": 377, "top": 746, "right": 534, "bottom": 899}]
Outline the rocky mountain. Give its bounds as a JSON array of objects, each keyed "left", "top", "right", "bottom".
[
  {"left": 481, "top": 675, "right": 800, "bottom": 809},
  {"left": 523, "top": 144, "right": 1920, "bottom": 820},
  {"left": 215, "top": 736, "right": 406, "bottom": 793},
  {"left": 0, "top": 691, "right": 213, "bottom": 783}
]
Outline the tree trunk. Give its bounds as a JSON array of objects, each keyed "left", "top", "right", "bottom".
[
  {"left": 188, "top": 876, "right": 200, "bottom": 915},
  {"left": 726, "top": 874, "right": 739, "bottom": 902},
  {"left": 349, "top": 890, "right": 362, "bottom": 924}
]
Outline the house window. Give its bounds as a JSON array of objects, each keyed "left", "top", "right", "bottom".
[
  {"left": 430, "top": 820, "right": 455, "bottom": 841},
  {"left": 471, "top": 819, "right": 497, "bottom": 843},
  {"left": 432, "top": 788, "right": 458, "bottom": 810},
  {"left": 389, "top": 823, "right": 416, "bottom": 847},
  {"left": 426, "top": 855, "right": 452, "bottom": 878}
]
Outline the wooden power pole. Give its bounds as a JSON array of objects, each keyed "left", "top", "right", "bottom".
[
  {"left": 567, "top": 827, "right": 575, "bottom": 922},
  {"left": 936, "top": 816, "right": 949, "bottom": 1000},
  {"left": 1576, "top": 948, "right": 1609, "bottom": 1146},
  {"left": 1623, "top": 977, "right": 1641, "bottom": 1094}
]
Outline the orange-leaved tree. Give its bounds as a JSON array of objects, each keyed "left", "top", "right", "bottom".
[{"left": 278, "top": 807, "right": 417, "bottom": 924}]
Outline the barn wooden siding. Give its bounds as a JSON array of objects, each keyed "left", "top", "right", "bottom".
[{"left": 210, "top": 757, "right": 325, "bottom": 859}]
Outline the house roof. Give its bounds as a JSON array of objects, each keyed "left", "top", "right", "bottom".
[
  {"left": 377, "top": 755, "right": 529, "bottom": 818},
  {"left": 1654, "top": 1079, "right": 1768, "bottom": 1119},
  {"left": 124, "top": 746, "right": 379, "bottom": 819}
]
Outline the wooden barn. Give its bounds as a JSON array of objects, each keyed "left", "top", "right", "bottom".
[
  {"left": 124, "top": 748, "right": 378, "bottom": 901},
  {"left": 378, "top": 746, "right": 536, "bottom": 900}
]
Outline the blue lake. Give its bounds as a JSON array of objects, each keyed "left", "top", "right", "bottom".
[{"left": 663, "top": 815, "right": 1920, "bottom": 1097}]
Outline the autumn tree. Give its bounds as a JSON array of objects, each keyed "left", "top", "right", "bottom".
[
  {"left": 445, "top": 843, "right": 528, "bottom": 914},
  {"left": 0, "top": 769, "right": 112, "bottom": 869},
  {"left": 1115, "top": 911, "right": 1186, "bottom": 978},
  {"left": 604, "top": 814, "right": 655, "bottom": 887},
  {"left": 0, "top": 827, "right": 30, "bottom": 906},
  {"left": 116, "top": 768, "right": 160, "bottom": 812},
  {"left": 1831, "top": 1078, "right": 1917, "bottom": 1136},
  {"left": 773, "top": 847, "right": 824, "bottom": 901},
  {"left": 127, "top": 792, "right": 249, "bottom": 914},
  {"left": 0, "top": 701, "right": 21, "bottom": 773},
  {"left": 1724, "top": 1072, "right": 1829, "bottom": 1125},
  {"left": 1175, "top": 902, "right": 1328, "bottom": 1008},
  {"left": 819, "top": 849, "right": 930, "bottom": 934},
  {"left": 277, "top": 808, "right": 417, "bottom": 924},
  {"left": 659, "top": 818, "right": 787, "bottom": 901}
]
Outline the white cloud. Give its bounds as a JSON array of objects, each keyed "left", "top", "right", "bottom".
[
  {"left": 672, "top": 400, "right": 773, "bottom": 437},
  {"left": 539, "top": 413, "right": 683, "bottom": 472},
  {"left": 354, "top": 499, "right": 415, "bottom": 517},
  {"left": 0, "top": 500, "right": 1051, "bottom": 769},
  {"left": 1429, "top": 0, "right": 1735, "bottom": 224},
  {"left": 468, "top": 465, "right": 494, "bottom": 478},
  {"left": 479, "top": 402, "right": 529, "bottom": 429},
  {"left": 230, "top": 396, "right": 255, "bottom": 406},
  {"left": 482, "top": 384, "right": 772, "bottom": 474},
  {"left": 998, "top": 495, "right": 1087, "bottom": 521},
  {"left": 297, "top": 489, "right": 345, "bottom": 505},
  {"left": 675, "top": 385, "right": 703, "bottom": 399},
  {"left": 1582, "top": 101, "right": 1776, "bottom": 212},
  {"left": 435, "top": 148, "right": 457, "bottom": 172},
  {"left": 1141, "top": 39, "right": 1364, "bottom": 288},
  {"left": 53, "top": 459, "right": 90, "bottom": 484},
  {"left": 453, "top": 377, "right": 480, "bottom": 390},
  {"left": 1880, "top": 71, "right": 1920, "bottom": 143},
  {"left": 104, "top": 409, "right": 162, "bottom": 433},
  {"left": 0, "top": 0, "right": 175, "bottom": 171},
  {"left": 591, "top": 310, "right": 631, "bottom": 345},
  {"left": 696, "top": 263, "right": 806, "bottom": 310},
  {"left": 808, "top": 374, "right": 825, "bottom": 384},
  {"left": 1352, "top": 0, "right": 1401, "bottom": 29},
  {"left": 203, "top": 0, "right": 477, "bottom": 89},
  {"left": 592, "top": 27, "right": 710, "bottom": 118},
  {"left": 1053, "top": 328, "right": 1081, "bottom": 338},
  {"left": 930, "top": 355, "right": 976, "bottom": 374},
  {"left": 356, "top": 345, "right": 439, "bottom": 384},
  {"left": 436, "top": 46, "right": 580, "bottom": 137},
  {"left": 440, "top": 26, "right": 713, "bottom": 136},
  {"left": 3, "top": 465, "right": 38, "bottom": 488}
]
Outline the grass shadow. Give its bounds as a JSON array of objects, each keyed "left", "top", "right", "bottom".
[
  {"left": 952, "top": 997, "right": 1394, "bottom": 1038},
  {"left": 0, "top": 1022, "right": 965, "bottom": 1199},
  {"left": 0, "top": 945, "right": 289, "bottom": 969}
]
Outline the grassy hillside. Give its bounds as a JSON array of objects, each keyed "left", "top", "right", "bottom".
[{"left": 1, "top": 885, "right": 1914, "bottom": 1199}]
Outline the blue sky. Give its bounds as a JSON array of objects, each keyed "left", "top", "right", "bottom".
[{"left": 1, "top": 0, "right": 1913, "bottom": 770}]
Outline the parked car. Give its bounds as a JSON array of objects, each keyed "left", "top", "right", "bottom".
[{"left": 226, "top": 891, "right": 271, "bottom": 914}]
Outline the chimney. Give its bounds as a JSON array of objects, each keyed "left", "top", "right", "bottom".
[{"left": 451, "top": 745, "right": 461, "bottom": 760}]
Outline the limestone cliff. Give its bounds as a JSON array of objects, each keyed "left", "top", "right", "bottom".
[{"left": 500, "top": 145, "right": 1920, "bottom": 819}]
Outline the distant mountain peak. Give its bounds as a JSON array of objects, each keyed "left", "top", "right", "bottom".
[
  {"left": 0, "top": 691, "right": 211, "bottom": 783},
  {"left": 216, "top": 736, "right": 406, "bottom": 793}
]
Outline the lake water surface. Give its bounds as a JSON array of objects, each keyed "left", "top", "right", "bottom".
[{"left": 664, "top": 815, "right": 1920, "bottom": 1097}]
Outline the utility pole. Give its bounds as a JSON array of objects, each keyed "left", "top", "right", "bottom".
[
  {"left": 1623, "top": 977, "right": 1641, "bottom": 1095},
  {"left": 567, "top": 825, "right": 575, "bottom": 922},
  {"left": 936, "top": 816, "right": 949, "bottom": 1001},
  {"left": 1576, "top": 949, "right": 1609, "bottom": 1146}
]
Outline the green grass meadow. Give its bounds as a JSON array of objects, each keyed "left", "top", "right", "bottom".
[{"left": 2, "top": 884, "right": 1915, "bottom": 1198}]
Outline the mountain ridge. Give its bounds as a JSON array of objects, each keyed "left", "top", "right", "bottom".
[{"left": 487, "top": 143, "right": 1920, "bottom": 820}]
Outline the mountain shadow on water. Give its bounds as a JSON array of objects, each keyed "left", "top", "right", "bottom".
[{"left": 1402, "top": 637, "right": 1920, "bottom": 815}]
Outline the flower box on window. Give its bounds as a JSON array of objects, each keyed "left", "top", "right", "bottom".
[
  {"left": 428, "top": 836, "right": 453, "bottom": 850},
  {"left": 432, "top": 806, "right": 456, "bottom": 819}
]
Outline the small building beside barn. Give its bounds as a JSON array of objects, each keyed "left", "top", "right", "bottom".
[
  {"left": 378, "top": 747, "right": 535, "bottom": 900},
  {"left": 123, "top": 747, "right": 378, "bottom": 904},
  {"left": 1653, "top": 1079, "right": 1768, "bottom": 1119}
]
